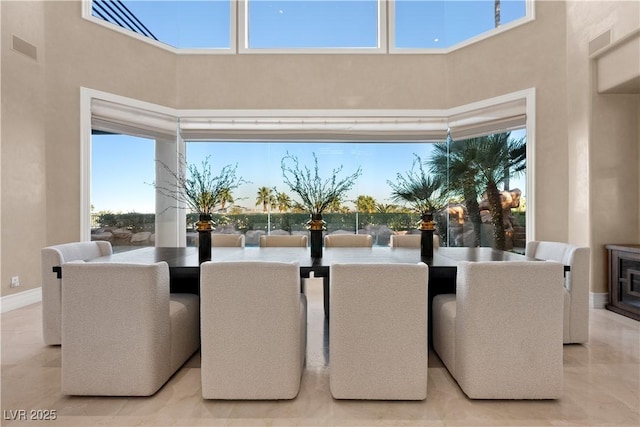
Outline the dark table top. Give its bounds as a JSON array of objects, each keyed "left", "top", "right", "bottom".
[{"left": 93, "top": 246, "right": 539, "bottom": 269}]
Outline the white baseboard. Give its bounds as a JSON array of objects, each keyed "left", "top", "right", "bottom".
[
  {"left": 1, "top": 287, "right": 42, "bottom": 313},
  {"left": 590, "top": 292, "right": 608, "bottom": 309}
]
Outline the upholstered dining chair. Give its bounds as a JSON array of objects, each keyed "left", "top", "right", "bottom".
[
  {"left": 259, "top": 234, "right": 308, "bottom": 247},
  {"left": 526, "top": 240, "right": 591, "bottom": 344},
  {"left": 390, "top": 234, "right": 440, "bottom": 249},
  {"left": 41, "top": 241, "right": 113, "bottom": 345},
  {"left": 330, "top": 262, "right": 429, "bottom": 400},
  {"left": 211, "top": 234, "right": 245, "bottom": 247},
  {"left": 432, "top": 261, "right": 564, "bottom": 399},
  {"left": 200, "top": 261, "right": 307, "bottom": 399},
  {"left": 61, "top": 261, "right": 200, "bottom": 396},
  {"left": 324, "top": 234, "right": 373, "bottom": 247}
]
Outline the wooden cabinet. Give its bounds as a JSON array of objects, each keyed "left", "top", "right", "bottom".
[{"left": 606, "top": 244, "right": 640, "bottom": 320}]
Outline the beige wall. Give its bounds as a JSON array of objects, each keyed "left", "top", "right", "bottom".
[
  {"left": 1, "top": 1, "right": 47, "bottom": 298},
  {"left": 1, "top": 0, "right": 639, "bottom": 298},
  {"left": 566, "top": 0, "right": 640, "bottom": 294}
]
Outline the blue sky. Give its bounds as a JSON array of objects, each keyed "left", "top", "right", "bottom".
[
  {"left": 91, "top": 134, "right": 526, "bottom": 213},
  {"left": 102, "top": 0, "right": 526, "bottom": 50},
  {"left": 90, "top": 0, "right": 527, "bottom": 213}
]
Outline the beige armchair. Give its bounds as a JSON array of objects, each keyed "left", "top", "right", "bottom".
[
  {"left": 432, "top": 261, "right": 564, "bottom": 399},
  {"left": 330, "top": 262, "right": 429, "bottom": 400},
  {"left": 259, "top": 234, "right": 308, "bottom": 247},
  {"left": 390, "top": 234, "right": 440, "bottom": 248},
  {"left": 211, "top": 234, "right": 245, "bottom": 247},
  {"left": 61, "top": 261, "right": 200, "bottom": 396},
  {"left": 324, "top": 234, "right": 373, "bottom": 247},
  {"left": 200, "top": 261, "right": 307, "bottom": 399},
  {"left": 41, "top": 241, "right": 112, "bottom": 345},
  {"left": 526, "top": 240, "right": 590, "bottom": 344}
]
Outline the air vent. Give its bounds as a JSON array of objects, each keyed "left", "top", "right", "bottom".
[{"left": 11, "top": 35, "right": 37, "bottom": 61}]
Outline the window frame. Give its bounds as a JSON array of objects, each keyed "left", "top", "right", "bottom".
[
  {"left": 80, "top": 87, "right": 536, "bottom": 244},
  {"left": 83, "top": 0, "right": 535, "bottom": 54},
  {"left": 388, "top": 0, "right": 536, "bottom": 54},
  {"left": 238, "top": 0, "right": 387, "bottom": 54}
]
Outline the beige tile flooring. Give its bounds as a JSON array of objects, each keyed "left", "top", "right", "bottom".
[{"left": 1, "top": 281, "right": 639, "bottom": 427}]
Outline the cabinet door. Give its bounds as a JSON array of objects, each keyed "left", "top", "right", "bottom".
[{"left": 609, "top": 249, "right": 640, "bottom": 320}]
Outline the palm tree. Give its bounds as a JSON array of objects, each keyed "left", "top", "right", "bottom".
[
  {"left": 218, "top": 188, "right": 234, "bottom": 211},
  {"left": 326, "top": 197, "right": 344, "bottom": 213},
  {"left": 255, "top": 186, "right": 275, "bottom": 212},
  {"left": 376, "top": 203, "right": 399, "bottom": 213},
  {"left": 387, "top": 154, "right": 447, "bottom": 215},
  {"left": 429, "top": 133, "right": 525, "bottom": 250},
  {"left": 276, "top": 192, "right": 292, "bottom": 212},
  {"left": 356, "top": 195, "right": 377, "bottom": 213},
  {"left": 468, "top": 133, "right": 525, "bottom": 250},
  {"left": 429, "top": 137, "right": 483, "bottom": 247}
]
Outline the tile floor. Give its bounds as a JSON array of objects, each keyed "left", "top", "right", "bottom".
[{"left": 1, "top": 281, "right": 639, "bottom": 426}]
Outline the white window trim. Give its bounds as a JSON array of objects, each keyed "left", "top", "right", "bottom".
[
  {"left": 82, "top": 0, "right": 533, "bottom": 55},
  {"left": 80, "top": 87, "right": 536, "bottom": 242}
]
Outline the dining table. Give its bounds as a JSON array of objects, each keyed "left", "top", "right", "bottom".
[{"left": 83, "top": 245, "right": 550, "bottom": 319}]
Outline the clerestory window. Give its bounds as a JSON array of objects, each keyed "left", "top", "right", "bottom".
[{"left": 86, "top": 0, "right": 532, "bottom": 53}]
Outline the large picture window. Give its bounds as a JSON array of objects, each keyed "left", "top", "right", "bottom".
[
  {"left": 90, "top": 132, "right": 527, "bottom": 252},
  {"left": 84, "top": 88, "right": 533, "bottom": 253}
]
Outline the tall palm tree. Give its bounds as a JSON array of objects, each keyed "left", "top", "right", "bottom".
[
  {"left": 429, "top": 138, "right": 483, "bottom": 247},
  {"left": 429, "top": 133, "right": 525, "bottom": 250},
  {"left": 468, "top": 133, "right": 526, "bottom": 250},
  {"left": 218, "top": 188, "right": 234, "bottom": 211},
  {"left": 387, "top": 154, "right": 447, "bottom": 215},
  {"left": 276, "top": 192, "right": 292, "bottom": 212},
  {"left": 255, "top": 186, "right": 274, "bottom": 212},
  {"left": 326, "top": 197, "right": 344, "bottom": 213},
  {"left": 376, "top": 203, "right": 399, "bottom": 213},
  {"left": 356, "top": 195, "right": 377, "bottom": 213}
]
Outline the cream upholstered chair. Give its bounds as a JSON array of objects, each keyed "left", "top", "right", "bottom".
[
  {"left": 432, "top": 261, "right": 564, "bottom": 399},
  {"left": 324, "top": 234, "right": 373, "bottom": 247},
  {"left": 259, "top": 234, "right": 308, "bottom": 247},
  {"left": 330, "top": 262, "right": 429, "bottom": 400},
  {"left": 61, "top": 261, "right": 200, "bottom": 396},
  {"left": 211, "top": 234, "right": 245, "bottom": 247},
  {"left": 390, "top": 234, "right": 440, "bottom": 248},
  {"left": 526, "top": 240, "right": 590, "bottom": 344},
  {"left": 200, "top": 261, "right": 307, "bottom": 399},
  {"left": 41, "top": 241, "right": 113, "bottom": 345}
]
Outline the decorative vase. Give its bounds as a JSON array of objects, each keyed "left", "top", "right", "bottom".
[
  {"left": 196, "top": 213, "right": 213, "bottom": 263},
  {"left": 306, "top": 213, "right": 326, "bottom": 258},
  {"left": 419, "top": 212, "right": 435, "bottom": 260}
]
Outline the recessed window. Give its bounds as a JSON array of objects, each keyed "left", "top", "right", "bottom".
[{"left": 245, "top": 0, "right": 379, "bottom": 49}]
